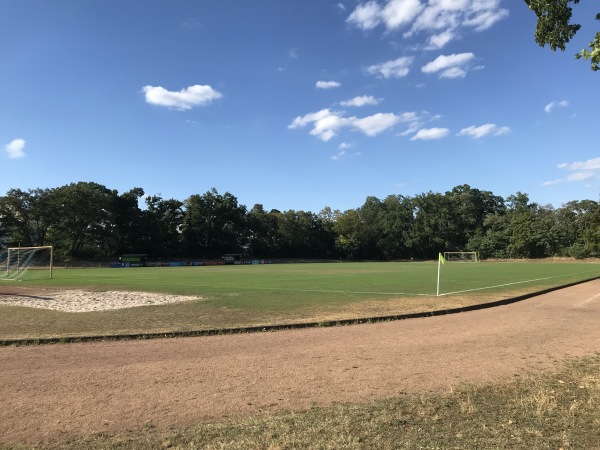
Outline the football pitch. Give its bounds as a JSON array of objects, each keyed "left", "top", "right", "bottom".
[
  {"left": 16, "top": 259, "right": 600, "bottom": 296},
  {"left": 1, "top": 260, "right": 599, "bottom": 341}
]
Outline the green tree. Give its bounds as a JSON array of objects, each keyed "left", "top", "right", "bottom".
[
  {"left": 182, "top": 188, "right": 247, "bottom": 258},
  {"left": 0, "top": 188, "right": 58, "bottom": 247},
  {"left": 357, "top": 196, "right": 385, "bottom": 259},
  {"left": 376, "top": 195, "right": 415, "bottom": 260},
  {"left": 333, "top": 209, "right": 362, "bottom": 259},
  {"left": 50, "top": 182, "right": 119, "bottom": 258},
  {"left": 447, "top": 185, "right": 505, "bottom": 251},
  {"left": 143, "top": 195, "right": 185, "bottom": 257},
  {"left": 554, "top": 200, "right": 600, "bottom": 257},
  {"left": 274, "top": 210, "right": 331, "bottom": 258},
  {"left": 410, "top": 192, "right": 454, "bottom": 259},
  {"left": 502, "top": 193, "right": 555, "bottom": 258},
  {"left": 526, "top": 0, "right": 600, "bottom": 70},
  {"left": 246, "top": 204, "right": 280, "bottom": 258},
  {"left": 106, "top": 187, "right": 146, "bottom": 256},
  {"left": 468, "top": 213, "right": 512, "bottom": 259}
]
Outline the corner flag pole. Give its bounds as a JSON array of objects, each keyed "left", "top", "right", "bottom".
[{"left": 436, "top": 252, "right": 445, "bottom": 296}]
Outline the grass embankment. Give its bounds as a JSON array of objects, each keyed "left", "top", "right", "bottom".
[
  {"left": 1, "top": 261, "right": 599, "bottom": 341},
  {"left": 8, "top": 353, "right": 600, "bottom": 449}
]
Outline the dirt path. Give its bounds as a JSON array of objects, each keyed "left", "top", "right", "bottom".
[{"left": 2, "top": 280, "right": 600, "bottom": 445}]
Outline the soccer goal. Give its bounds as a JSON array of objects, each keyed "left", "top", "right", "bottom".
[
  {"left": 443, "top": 251, "right": 479, "bottom": 263},
  {"left": 0, "top": 246, "right": 53, "bottom": 281}
]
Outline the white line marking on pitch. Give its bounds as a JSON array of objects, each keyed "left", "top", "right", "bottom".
[{"left": 439, "top": 271, "right": 599, "bottom": 296}]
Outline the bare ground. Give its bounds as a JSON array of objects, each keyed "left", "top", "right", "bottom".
[{"left": 1, "top": 280, "right": 599, "bottom": 446}]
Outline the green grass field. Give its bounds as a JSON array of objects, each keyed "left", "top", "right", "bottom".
[
  {"left": 1, "top": 260, "right": 599, "bottom": 341},
  {"left": 0, "top": 261, "right": 600, "bottom": 339}
]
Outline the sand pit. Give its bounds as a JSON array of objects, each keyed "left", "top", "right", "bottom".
[{"left": 0, "top": 288, "right": 202, "bottom": 312}]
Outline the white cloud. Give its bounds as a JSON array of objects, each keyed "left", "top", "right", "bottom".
[
  {"left": 340, "top": 95, "right": 379, "bottom": 107},
  {"left": 544, "top": 100, "right": 569, "bottom": 113},
  {"left": 367, "top": 56, "right": 414, "bottom": 78},
  {"left": 348, "top": 0, "right": 508, "bottom": 48},
  {"left": 381, "top": 0, "right": 424, "bottom": 29},
  {"left": 440, "top": 66, "right": 467, "bottom": 78},
  {"left": 544, "top": 157, "right": 600, "bottom": 186},
  {"left": 347, "top": 1, "right": 382, "bottom": 29},
  {"left": 316, "top": 80, "right": 342, "bottom": 89},
  {"left": 566, "top": 172, "right": 595, "bottom": 181},
  {"left": 410, "top": 127, "right": 449, "bottom": 140},
  {"left": 142, "top": 84, "right": 222, "bottom": 110},
  {"left": 5, "top": 139, "right": 26, "bottom": 159},
  {"left": 421, "top": 53, "right": 474, "bottom": 77},
  {"left": 427, "top": 30, "right": 455, "bottom": 49},
  {"left": 559, "top": 157, "right": 600, "bottom": 172},
  {"left": 353, "top": 113, "right": 404, "bottom": 136},
  {"left": 289, "top": 109, "right": 417, "bottom": 141},
  {"left": 289, "top": 109, "right": 350, "bottom": 141},
  {"left": 457, "top": 124, "right": 510, "bottom": 139},
  {"left": 462, "top": 8, "right": 510, "bottom": 31}
]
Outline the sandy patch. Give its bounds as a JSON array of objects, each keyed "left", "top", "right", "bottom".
[{"left": 0, "top": 289, "right": 202, "bottom": 312}]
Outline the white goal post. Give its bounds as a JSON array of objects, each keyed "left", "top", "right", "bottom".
[
  {"left": 443, "top": 251, "right": 479, "bottom": 262},
  {"left": 1, "top": 245, "right": 53, "bottom": 281}
]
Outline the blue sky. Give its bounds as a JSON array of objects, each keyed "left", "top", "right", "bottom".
[{"left": 1, "top": 0, "right": 599, "bottom": 213}]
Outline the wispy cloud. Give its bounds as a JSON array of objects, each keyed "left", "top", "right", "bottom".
[
  {"left": 457, "top": 124, "right": 510, "bottom": 139},
  {"left": 543, "top": 157, "right": 600, "bottom": 186},
  {"left": 410, "top": 127, "right": 449, "bottom": 141},
  {"left": 544, "top": 100, "right": 569, "bottom": 113},
  {"left": 316, "top": 80, "right": 342, "bottom": 89},
  {"left": 181, "top": 18, "right": 202, "bottom": 28},
  {"left": 347, "top": 0, "right": 508, "bottom": 49},
  {"left": 142, "top": 84, "right": 222, "bottom": 110},
  {"left": 331, "top": 142, "right": 356, "bottom": 160},
  {"left": 421, "top": 53, "right": 475, "bottom": 78},
  {"left": 367, "top": 56, "right": 414, "bottom": 78},
  {"left": 340, "top": 95, "right": 379, "bottom": 107},
  {"left": 5, "top": 138, "right": 26, "bottom": 159},
  {"left": 289, "top": 109, "right": 418, "bottom": 141}
]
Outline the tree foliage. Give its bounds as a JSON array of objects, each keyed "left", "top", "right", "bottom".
[
  {"left": 1, "top": 183, "right": 598, "bottom": 260},
  {"left": 526, "top": 0, "right": 600, "bottom": 70}
]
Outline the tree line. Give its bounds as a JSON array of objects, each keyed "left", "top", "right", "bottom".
[{"left": 1, "top": 182, "right": 598, "bottom": 260}]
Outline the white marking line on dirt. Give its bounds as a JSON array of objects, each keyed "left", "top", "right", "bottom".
[
  {"left": 439, "top": 271, "right": 598, "bottom": 297},
  {"left": 577, "top": 292, "right": 600, "bottom": 307}
]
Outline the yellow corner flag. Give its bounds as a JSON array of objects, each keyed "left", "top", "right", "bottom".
[{"left": 439, "top": 252, "right": 445, "bottom": 265}]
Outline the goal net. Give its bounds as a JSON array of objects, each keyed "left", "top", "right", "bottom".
[
  {"left": 443, "top": 251, "right": 479, "bottom": 263},
  {"left": 0, "top": 246, "right": 53, "bottom": 281}
]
